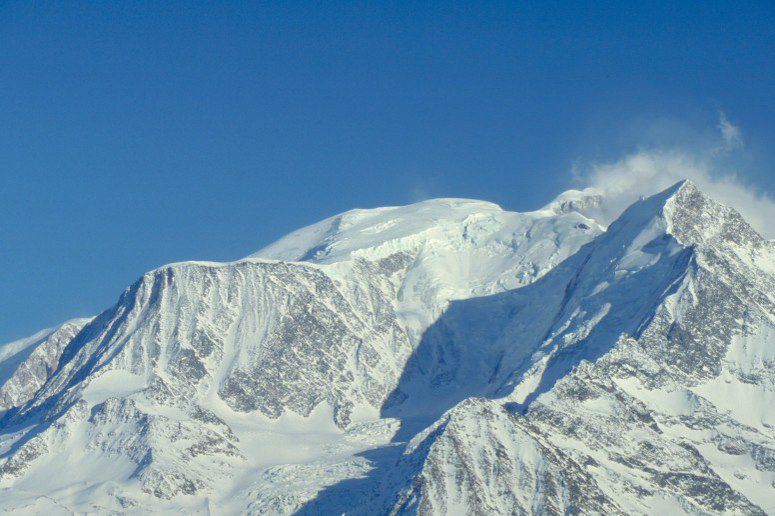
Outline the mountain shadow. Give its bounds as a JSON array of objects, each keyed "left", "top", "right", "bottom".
[
  {"left": 297, "top": 190, "right": 697, "bottom": 514},
  {"left": 383, "top": 240, "right": 692, "bottom": 439}
]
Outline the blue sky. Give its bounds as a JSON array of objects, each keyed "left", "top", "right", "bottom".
[{"left": 2, "top": 2, "right": 775, "bottom": 342}]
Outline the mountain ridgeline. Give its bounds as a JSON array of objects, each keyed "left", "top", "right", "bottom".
[{"left": 1, "top": 181, "right": 773, "bottom": 514}]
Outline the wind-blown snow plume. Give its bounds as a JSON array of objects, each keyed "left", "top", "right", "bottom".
[
  {"left": 717, "top": 111, "right": 744, "bottom": 151},
  {"left": 573, "top": 115, "right": 774, "bottom": 238}
]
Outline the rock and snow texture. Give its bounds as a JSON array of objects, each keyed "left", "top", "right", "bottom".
[
  {"left": 0, "top": 318, "right": 92, "bottom": 411},
  {"left": 0, "top": 181, "right": 773, "bottom": 514}
]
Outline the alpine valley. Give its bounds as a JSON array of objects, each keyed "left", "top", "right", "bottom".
[{"left": 1, "top": 180, "right": 774, "bottom": 514}]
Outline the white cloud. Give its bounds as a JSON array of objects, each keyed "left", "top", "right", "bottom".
[
  {"left": 717, "top": 111, "right": 744, "bottom": 152},
  {"left": 566, "top": 112, "right": 774, "bottom": 238},
  {"left": 575, "top": 149, "right": 775, "bottom": 238}
]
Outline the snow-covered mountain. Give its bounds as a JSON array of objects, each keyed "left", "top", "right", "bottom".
[{"left": 1, "top": 181, "right": 773, "bottom": 514}]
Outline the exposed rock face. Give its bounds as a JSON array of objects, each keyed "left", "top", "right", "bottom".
[
  {"left": 389, "top": 398, "right": 623, "bottom": 515},
  {"left": 0, "top": 181, "right": 773, "bottom": 514},
  {"left": 0, "top": 318, "right": 92, "bottom": 411}
]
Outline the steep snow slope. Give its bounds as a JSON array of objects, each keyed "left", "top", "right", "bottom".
[{"left": 0, "top": 182, "right": 773, "bottom": 514}]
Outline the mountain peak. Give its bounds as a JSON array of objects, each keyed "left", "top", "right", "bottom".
[
  {"left": 540, "top": 188, "right": 606, "bottom": 220},
  {"left": 537, "top": 180, "right": 699, "bottom": 230},
  {"left": 660, "top": 179, "right": 763, "bottom": 248},
  {"left": 250, "top": 195, "right": 599, "bottom": 266},
  {"left": 666, "top": 177, "right": 696, "bottom": 194},
  {"left": 598, "top": 179, "right": 763, "bottom": 252}
]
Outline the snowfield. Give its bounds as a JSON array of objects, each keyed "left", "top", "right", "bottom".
[{"left": 1, "top": 180, "right": 774, "bottom": 514}]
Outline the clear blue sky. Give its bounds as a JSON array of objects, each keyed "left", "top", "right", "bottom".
[{"left": 2, "top": 2, "right": 774, "bottom": 342}]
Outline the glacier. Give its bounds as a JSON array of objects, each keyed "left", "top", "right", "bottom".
[{"left": 0, "top": 180, "right": 773, "bottom": 514}]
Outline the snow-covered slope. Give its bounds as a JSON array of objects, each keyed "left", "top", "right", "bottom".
[
  {"left": 1, "top": 181, "right": 773, "bottom": 514},
  {"left": 253, "top": 196, "right": 603, "bottom": 336}
]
